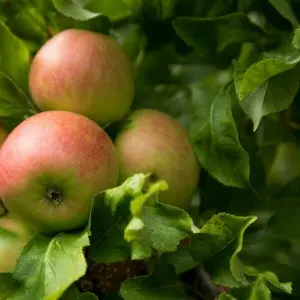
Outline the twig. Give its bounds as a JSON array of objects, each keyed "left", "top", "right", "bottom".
[{"left": 197, "top": 266, "right": 226, "bottom": 300}]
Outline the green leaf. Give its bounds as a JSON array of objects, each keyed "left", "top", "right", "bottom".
[
  {"left": 134, "top": 85, "right": 193, "bottom": 127},
  {"left": 0, "top": 72, "right": 34, "bottom": 117},
  {"left": 59, "top": 285, "right": 81, "bottom": 300},
  {"left": 87, "top": 0, "right": 133, "bottom": 21},
  {"left": 103, "top": 293, "right": 123, "bottom": 300},
  {"left": 0, "top": 22, "right": 30, "bottom": 91},
  {"left": 118, "top": 24, "right": 147, "bottom": 67},
  {"left": 6, "top": 4, "right": 48, "bottom": 42},
  {"left": 124, "top": 180, "right": 197, "bottom": 260},
  {"left": 78, "top": 293, "right": 99, "bottom": 300},
  {"left": 248, "top": 277, "right": 271, "bottom": 300},
  {"left": 238, "top": 48, "right": 300, "bottom": 100},
  {"left": 137, "top": 0, "right": 178, "bottom": 20},
  {"left": 0, "top": 273, "right": 20, "bottom": 300},
  {"left": 168, "top": 214, "right": 259, "bottom": 275},
  {"left": 293, "top": 27, "right": 300, "bottom": 49},
  {"left": 11, "top": 232, "right": 89, "bottom": 299},
  {"left": 205, "top": 245, "right": 241, "bottom": 288},
  {"left": 52, "top": 0, "right": 100, "bottom": 21},
  {"left": 269, "top": 204, "right": 300, "bottom": 239},
  {"left": 120, "top": 259, "right": 186, "bottom": 300},
  {"left": 53, "top": 12, "right": 112, "bottom": 35},
  {"left": 244, "top": 266, "right": 292, "bottom": 294},
  {"left": 266, "top": 142, "right": 300, "bottom": 193},
  {"left": 89, "top": 174, "right": 148, "bottom": 264},
  {"left": 133, "top": 43, "right": 179, "bottom": 87},
  {"left": 235, "top": 38, "right": 300, "bottom": 130},
  {"left": 173, "top": 12, "right": 269, "bottom": 60},
  {"left": 190, "top": 84, "right": 250, "bottom": 188},
  {"left": 160, "top": 0, "right": 179, "bottom": 19},
  {"left": 90, "top": 173, "right": 197, "bottom": 262},
  {"left": 234, "top": 43, "right": 260, "bottom": 95},
  {"left": 218, "top": 293, "right": 237, "bottom": 300},
  {"left": 239, "top": 57, "right": 300, "bottom": 99},
  {"left": 203, "top": 215, "right": 257, "bottom": 287},
  {"left": 167, "top": 247, "right": 198, "bottom": 274},
  {"left": 240, "top": 66, "right": 299, "bottom": 131},
  {"left": 269, "top": 0, "right": 298, "bottom": 26},
  {"left": 191, "top": 214, "right": 257, "bottom": 266},
  {"left": 30, "top": 0, "right": 56, "bottom": 14}
]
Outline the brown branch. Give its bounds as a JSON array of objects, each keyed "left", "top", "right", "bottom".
[{"left": 197, "top": 266, "right": 229, "bottom": 300}]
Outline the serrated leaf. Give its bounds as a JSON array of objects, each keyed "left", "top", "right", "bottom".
[
  {"left": 191, "top": 214, "right": 257, "bottom": 267},
  {"left": 190, "top": 84, "right": 250, "bottom": 188},
  {"left": 0, "top": 72, "right": 33, "bottom": 117},
  {"left": 89, "top": 174, "right": 148, "bottom": 264},
  {"left": 244, "top": 266, "right": 292, "bottom": 294},
  {"left": 90, "top": 174, "right": 197, "bottom": 263},
  {"left": 10, "top": 232, "right": 89, "bottom": 299},
  {"left": 125, "top": 180, "right": 197, "bottom": 260},
  {"left": 52, "top": 0, "right": 100, "bottom": 21},
  {"left": 0, "top": 22, "right": 30, "bottom": 91},
  {"left": 173, "top": 12, "right": 269, "bottom": 60},
  {"left": 203, "top": 215, "right": 257, "bottom": 287},
  {"left": 120, "top": 259, "right": 186, "bottom": 300},
  {"left": 269, "top": 0, "right": 298, "bottom": 26}
]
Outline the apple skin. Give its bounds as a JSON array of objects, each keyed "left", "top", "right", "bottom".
[
  {"left": 0, "top": 123, "right": 8, "bottom": 146},
  {"left": 115, "top": 109, "right": 200, "bottom": 209},
  {"left": 0, "top": 111, "right": 119, "bottom": 234},
  {"left": 29, "top": 29, "right": 134, "bottom": 125},
  {"left": 0, "top": 215, "right": 33, "bottom": 273}
]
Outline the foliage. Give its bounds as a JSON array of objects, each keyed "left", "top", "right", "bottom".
[{"left": 1, "top": 0, "right": 300, "bottom": 299}]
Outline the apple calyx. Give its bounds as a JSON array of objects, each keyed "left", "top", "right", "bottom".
[{"left": 46, "top": 187, "right": 63, "bottom": 206}]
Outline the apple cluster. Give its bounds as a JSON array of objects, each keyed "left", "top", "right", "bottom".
[{"left": 0, "top": 29, "right": 200, "bottom": 273}]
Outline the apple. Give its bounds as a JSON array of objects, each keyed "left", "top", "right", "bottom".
[
  {"left": 0, "top": 111, "right": 119, "bottom": 233},
  {"left": 114, "top": 109, "right": 200, "bottom": 209},
  {"left": 0, "top": 215, "right": 33, "bottom": 273},
  {"left": 0, "top": 122, "right": 8, "bottom": 146},
  {"left": 29, "top": 29, "right": 134, "bottom": 125}
]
